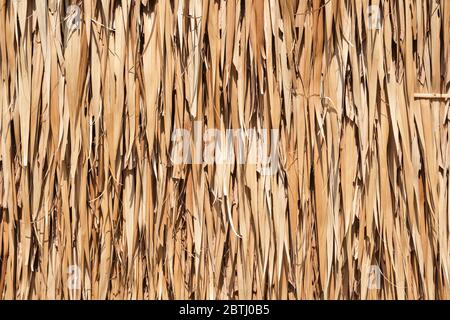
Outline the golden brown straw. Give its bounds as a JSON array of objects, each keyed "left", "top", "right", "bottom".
[{"left": 1, "top": 0, "right": 449, "bottom": 299}]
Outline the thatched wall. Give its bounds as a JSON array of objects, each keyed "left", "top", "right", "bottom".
[{"left": 0, "top": 0, "right": 449, "bottom": 299}]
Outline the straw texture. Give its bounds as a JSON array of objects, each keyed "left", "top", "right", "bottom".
[{"left": 0, "top": 0, "right": 449, "bottom": 299}]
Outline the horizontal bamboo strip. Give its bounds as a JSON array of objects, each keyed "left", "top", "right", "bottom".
[{"left": 414, "top": 93, "right": 450, "bottom": 99}]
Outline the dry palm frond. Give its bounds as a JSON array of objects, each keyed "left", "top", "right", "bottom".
[{"left": 0, "top": 0, "right": 449, "bottom": 299}]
